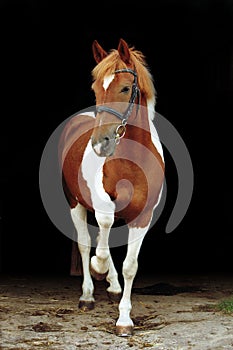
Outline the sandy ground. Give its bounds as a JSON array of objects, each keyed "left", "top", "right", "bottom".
[{"left": 0, "top": 273, "right": 233, "bottom": 350}]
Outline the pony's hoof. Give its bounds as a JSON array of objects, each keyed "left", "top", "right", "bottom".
[
  {"left": 107, "top": 291, "right": 122, "bottom": 303},
  {"left": 90, "top": 264, "right": 108, "bottom": 281},
  {"left": 78, "top": 300, "right": 95, "bottom": 311},
  {"left": 116, "top": 325, "right": 134, "bottom": 337}
]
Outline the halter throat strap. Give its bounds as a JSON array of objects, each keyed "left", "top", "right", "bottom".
[{"left": 96, "top": 68, "right": 140, "bottom": 123}]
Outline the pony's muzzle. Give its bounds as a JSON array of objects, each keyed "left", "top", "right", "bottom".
[
  {"left": 91, "top": 135, "right": 116, "bottom": 157},
  {"left": 91, "top": 123, "right": 126, "bottom": 156}
]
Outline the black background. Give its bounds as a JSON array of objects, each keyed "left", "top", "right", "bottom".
[{"left": 0, "top": 0, "right": 232, "bottom": 276}]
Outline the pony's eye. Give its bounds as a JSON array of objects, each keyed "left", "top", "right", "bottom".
[{"left": 121, "top": 86, "right": 130, "bottom": 93}]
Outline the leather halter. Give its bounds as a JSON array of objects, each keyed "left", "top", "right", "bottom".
[{"left": 96, "top": 68, "right": 140, "bottom": 125}]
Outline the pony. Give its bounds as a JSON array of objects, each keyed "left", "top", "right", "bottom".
[{"left": 59, "top": 38, "right": 165, "bottom": 336}]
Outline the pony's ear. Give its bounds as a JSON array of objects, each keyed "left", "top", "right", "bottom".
[
  {"left": 118, "top": 38, "right": 131, "bottom": 64},
  {"left": 92, "top": 40, "right": 108, "bottom": 63}
]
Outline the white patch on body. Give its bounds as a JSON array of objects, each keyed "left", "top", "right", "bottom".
[
  {"left": 103, "top": 74, "right": 115, "bottom": 90},
  {"left": 81, "top": 139, "right": 115, "bottom": 214},
  {"left": 147, "top": 99, "right": 164, "bottom": 162},
  {"left": 81, "top": 111, "right": 96, "bottom": 118},
  {"left": 147, "top": 99, "right": 164, "bottom": 211}
]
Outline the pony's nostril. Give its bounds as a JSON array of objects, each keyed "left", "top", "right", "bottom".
[{"left": 104, "top": 136, "right": 110, "bottom": 145}]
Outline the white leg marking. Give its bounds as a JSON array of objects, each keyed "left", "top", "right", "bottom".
[
  {"left": 106, "top": 254, "right": 122, "bottom": 294},
  {"left": 71, "top": 203, "right": 94, "bottom": 302},
  {"left": 91, "top": 211, "right": 114, "bottom": 275},
  {"left": 116, "top": 226, "right": 149, "bottom": 329}
]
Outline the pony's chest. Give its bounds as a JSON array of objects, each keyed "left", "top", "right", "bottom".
[
  {"left": 81, "top": 140, "right": 164, "bottom": 216},
  {"left": 102, "top": 159, "right": 145, "bottom": 195},
  {"left": 81, "top": 148, "right": 144, "bottom": 212}
]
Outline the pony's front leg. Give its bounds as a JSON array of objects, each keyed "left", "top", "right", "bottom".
[
  {"left": 106, "top": 254, "right": 122, "bottom": 301},
  {"left": 71, "top": 204, "right": 94, "bottom": 310},
  {"left": 90, "top": 211, "right": 114, "bottom": 280},
  {"left": 116, "top": 226, "right": 148, "bottom": 336}
]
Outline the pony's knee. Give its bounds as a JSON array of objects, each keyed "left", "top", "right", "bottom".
[
  {"left": 123, "top": 257, "right": 138, "bottom": 279},
  {"left": 71, "top": 203, "right": 86, "bottom": 221},
  {"left": 78, "top": 242, "right": 90, "bottom": 254},
  {"left": 95, "top": 211, "right": 114, "bottom": 229},
  {"left": 96, "top": 247, "right": 110, "bottom": 261}
]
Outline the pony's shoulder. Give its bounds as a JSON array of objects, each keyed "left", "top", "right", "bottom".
[{"left": 58, "top": 112, "right": 95, "bottom": 166}]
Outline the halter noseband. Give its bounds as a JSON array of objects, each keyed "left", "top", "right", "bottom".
[{"left": 96, "top": 68, "right": 140, "bottom": 125}]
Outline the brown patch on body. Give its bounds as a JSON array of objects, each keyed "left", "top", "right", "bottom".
[{"left": 59, "top": 114, "right": 95, "bottom": 210}]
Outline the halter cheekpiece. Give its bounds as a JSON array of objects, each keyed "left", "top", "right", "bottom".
[{"left": 96, "top": 68, "right": 140, "bottom": 125}]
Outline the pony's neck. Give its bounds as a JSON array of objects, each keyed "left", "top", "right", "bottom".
[{"left": 126, "top": 95, "right": 155, "bottom": 141}]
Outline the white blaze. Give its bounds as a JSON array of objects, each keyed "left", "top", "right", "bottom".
[{"left": 103, "top": 74, "right": 115, "bottom": 91}]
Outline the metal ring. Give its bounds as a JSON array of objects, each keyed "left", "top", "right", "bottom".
[{"left": 115, "top": 124, "right": 126, "bottom": 139}]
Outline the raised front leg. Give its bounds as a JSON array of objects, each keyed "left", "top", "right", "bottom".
[
  {"left": 71, "top": 203, "right": 94, "bottom": 311},
  {"left": 116, "top": 226, "right": 148, "bottom": 336},
  {"left": 90, "top": 211, "right": 114, "bottom": 280},
  {"left": 106, "top": 255, "right": 122, "bottom": 302}
]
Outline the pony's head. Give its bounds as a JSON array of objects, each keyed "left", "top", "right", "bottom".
[{"left": 91, "top": 38, "right": 156, "bottom": 157}]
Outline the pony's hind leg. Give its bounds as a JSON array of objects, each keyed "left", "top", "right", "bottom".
[{"left": 71, "top": 203, "right": 94, "bottom": 311}]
